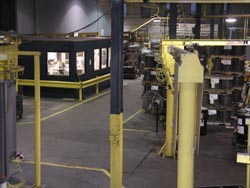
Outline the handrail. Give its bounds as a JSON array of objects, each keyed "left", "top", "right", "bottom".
[{"left": 18, "top": 73, "right": 111, "bottom": 101}]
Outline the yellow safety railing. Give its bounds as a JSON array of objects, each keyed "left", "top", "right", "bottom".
[{"left": 17, "top": 73, "right": 111, "bottom": 101}]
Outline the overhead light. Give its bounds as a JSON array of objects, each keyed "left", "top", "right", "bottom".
[
  {"left": 225, "top": 18, "right": 237, "bottom": 23},
  {"left": 153, "top": 19, "right": 160, "bottom": 23}
]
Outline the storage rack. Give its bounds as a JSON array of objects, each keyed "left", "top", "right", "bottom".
[
  {"left": 123, "top": 44, "right": 140, "bottom": 79},
  {"left": 202, "top": 46, "right": 245, "bottom": 126}
]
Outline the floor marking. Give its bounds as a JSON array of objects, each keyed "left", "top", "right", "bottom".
[
  {"left": 17, "top": 83, "right": 130, "bottom": 126},
  {"left": 123, "top": 128, "right": 152, "bottom": 133},
  {"left": 17, "top": 90, "right": 110, "bottom": 125},
  {"left": 123, "top": 109, "right": 153, "bottom": 133},
  {"left": 18, "top": 160, "right": 111, "bottom": 178},
  {"left": 123, "top": 109, "right": 143, "bottom": 124}
]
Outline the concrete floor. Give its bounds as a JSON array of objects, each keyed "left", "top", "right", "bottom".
[{"left": 13, "top": 77, "right": 246, "bottom": 188}]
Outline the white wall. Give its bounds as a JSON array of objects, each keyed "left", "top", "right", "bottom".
[
  {"left": 16, "top": 0, "right": 35, "bottom": 34},
  {"left": 98, "top": 0, "right": 111, "bottom": 36},
  {"left": 35, "top": 0, "right": 98, "bottom": 34},
  {"left": 16, "top": 0, "right": 112, "bottom": 35}
]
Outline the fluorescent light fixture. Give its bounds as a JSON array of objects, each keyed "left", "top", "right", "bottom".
[
  {"left": 225, "top": 18, "right": 237, "bottom": 23},
  {"left": 153, "top": 19, "right": 160, "bottom": 23}
]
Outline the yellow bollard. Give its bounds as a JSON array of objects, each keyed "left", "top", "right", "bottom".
[
  {"left": 96, "top": 76, "right": 99, "bottom": 95},
  {"left": 110, "top": 113, "right": 123, "bottom": 188},
  {"left": 34, "top": 55, "right": 41, "bottom": 188},
  {"left": 79, "top": 82, "right": 83, "bottom": 101},
  {"left": 166, "top": 89, "right": 174, "bottom": 157},
  {"left": 177, "top": 83, "right": 196, "bottom": 188}
]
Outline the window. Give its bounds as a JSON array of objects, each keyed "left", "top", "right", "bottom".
[
  {"left": 76, "top": 51, "right": 85, "bottom": 74},
  {"left": 108, "top": 47, "right": 111, "bottom": 67},
  {"left": 47, "top": 52, "right": 69, "bottom": 76},
  {"left": 94, "top": 49, "right": 100, "bottom": 70},
  {"left": 101, "top": 48, "right": 107, "bottom": 69}
]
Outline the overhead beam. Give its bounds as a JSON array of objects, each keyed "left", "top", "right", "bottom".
[{"left": 125, "top": 0, "right": 250, "bottom": 3}]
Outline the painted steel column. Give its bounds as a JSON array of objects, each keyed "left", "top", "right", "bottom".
[
  {"left": 166, "top": 89, "right": 174, "bottom": 157},
  {"left": 218, "top": 4, "right": 224, "bottom": 39},
  {"left": 210, "top": 4, "right": 215, "bottom": 39},
  {"left": 110, "top": 0, "right": 124, "bottom": 188},
  {"left": 169, "top": 3, "right": 177, "bottom": 39},
  {"left": 194, "top": 4, "right": 201, "bottom": 39},
  {"left": 34, "top": 55, "right": 41, "bottom": 188},
  {"left": 177, "top": 83, "right": 196, "bottom": 188},
  {"left": 110, "top": 114, "right": 123, "bottom": 188}
]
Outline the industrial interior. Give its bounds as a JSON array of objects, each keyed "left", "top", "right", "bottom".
[{"left": 2, "top": 0, "right": 250, "bottom": 188}]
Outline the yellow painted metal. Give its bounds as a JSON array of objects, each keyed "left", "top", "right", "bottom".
[
  {"left": 19, "top": 160, "right": 111, "bottom": 179},
  {"left": 237, "top": 153, "right": 250, "bottom": 165},
  {"left": 96, "top": 76, "right": 99, "bottom": 95},
  {"left": 125, "top": 0, "right": 250, "bottom": 3},
  {"left": 17, "top": 73, "right": 111, "bottom": 101},
  {"left": 110, "top": 113, "right": 123, "bottom": 188},
  {"left": 34, "top": 55, "right": 41, "bottom": 188},
  {"left": 178, "top": 53, "right": 203, "bottom": 83},
  {"left": 207, "top": 58, "right": 213, "bottom": 75},
  {"left": 166, "top": 47, "right": 204, "bottom": 188},
  {"left": 158, "top": 42, "right": 176, "bottom": 158},
  {"left": 18, "top": 79, "right": 80, "bottom": 88},
  {"left": 130, "top": 17, "right": 168, "bottom": 33},
  {"left": 162, "top": 40, "right": 250, "bottom": 47},
  {"left": 166, "top": 89, "right": 174, "bottom": 157},
  {"left": 177, "top": 83, "right": 196, "bottom": 188}
]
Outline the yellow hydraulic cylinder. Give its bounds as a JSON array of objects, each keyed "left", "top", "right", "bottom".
[
  {"left": 34, "top": 55, "right": 41, "bottom": 188},
  {"left": 166, "top": 89, "right": 174, "bottom": 157},
  {"left": 177, "top": 83, "right": 196, "bottom": 188},
  {"left": 110, "top": 113, "right": 123, "bottom": 188}
]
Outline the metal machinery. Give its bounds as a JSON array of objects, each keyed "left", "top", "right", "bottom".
[
  {"left": 157, "top": 39, "right": 250, "bottom": 188},
  {"left": 0, "top": 36, "right": 24, "bottom": 188},
  {"left": 156, "top": 44, "right": 204, "bottom": 188}
]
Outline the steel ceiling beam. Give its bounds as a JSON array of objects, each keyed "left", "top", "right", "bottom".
[{"left": 125, "top": 0, "right": 250, "bottom": 3}]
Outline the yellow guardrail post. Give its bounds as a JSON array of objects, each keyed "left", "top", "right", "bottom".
[
  {"left": 34, "top": 54, "right": 41, "bottom": 188},
  {"left": 79, "top": 82, "right": 83, "bottom": 101},
  {"left": 96, "top": 76, "right": 99, "bottom": 95}
]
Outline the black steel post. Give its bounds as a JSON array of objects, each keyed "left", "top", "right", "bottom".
[
  {"left": 210, "top": 4, "right": 215, "bottom": 39},
  {"left": 111, "top": 0, "right": 124, "bottom": 114},
  {"left": 218, "top": 4, "right": 224, "bottom": 39},
  {"left": 169, "top": 3, "right": 177, "bottom": 39},
  {"left": 194, "top": 4, "right": 201, "bottom": 39}
]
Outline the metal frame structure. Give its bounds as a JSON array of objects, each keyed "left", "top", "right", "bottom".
[
  {"left": 0, "top": 50, "right": 42, "bottom": 188},
  {"left": 125, "top": 0, "right": 250, "bottom": 3},
  {"left": 18, "top": 74, "right": 111, "bottom": 101},
  {"left": 110, "top": 0, "right": 124, "bottom": 188}
]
